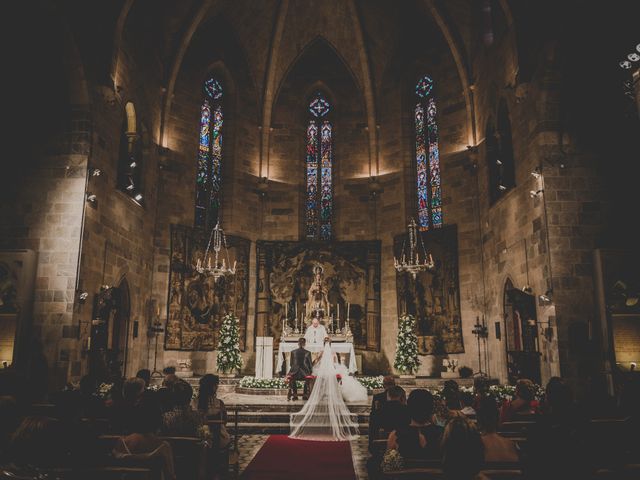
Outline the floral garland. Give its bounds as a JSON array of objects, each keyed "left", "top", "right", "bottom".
[{"left": 238, "top": 375, "right": 385, "bottom": 391}]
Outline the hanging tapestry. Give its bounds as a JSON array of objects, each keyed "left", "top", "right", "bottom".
[
  {"left": 395, "top": 224, "right": 464, "bottom": 354},
  {"left": 165, "top": 225, "right": 249, "bottom": 351}
]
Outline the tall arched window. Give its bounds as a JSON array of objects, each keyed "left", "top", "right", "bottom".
[
  {"left": 194, "top": 77, "right": 224, "bottom": 229},
  {"left": 488, "top": 100, "right": 515, "bottom": 204},
  {"left": 414, "top": 76, "right": 443, "bottom": 231},
  {"left": 305, "top": 92, "right": 333, "bottom": 240},
  {"left": 118, "top": 102, "right": 143, "bottom": 204}
]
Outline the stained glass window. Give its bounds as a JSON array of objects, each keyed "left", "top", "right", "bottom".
[
  {"left": 306, "top": 92, "right": 333, "bottom": 240},
  {"left": 194, "top": 78, "right": 223, "bottom": 229},
  {"left": 414, "top": 76, "right": 443, "bottom": 230}
]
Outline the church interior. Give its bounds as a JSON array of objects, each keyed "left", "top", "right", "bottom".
[{"left": 2, "top": 0, "right": 640, "bottom": 478}]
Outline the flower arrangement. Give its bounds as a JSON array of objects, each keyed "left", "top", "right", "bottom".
[
  {"left": 393, "top": 314, "right": 420, "bottom": 375},
  {"left": 97, "top": 382, "right": 113, "bottom": 399},
  {"left": 239, "top": 376, "right": 303, "bottom": 389},
  {"left": 357, "top": 376, "right": 384, "bottom": 390},
  {"left": 217, "top": 313, "right": 243, "bottom": 374}
]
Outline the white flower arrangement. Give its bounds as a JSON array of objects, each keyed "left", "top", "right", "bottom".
[
  {"left": 216, "top": 313, "right": 243, "bottom": 374},
  {"left": 393, "top": 314, "right": 420, "bottom": 374}
]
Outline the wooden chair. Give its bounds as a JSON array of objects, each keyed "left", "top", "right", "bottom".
[{"left": 160, "top": 436, "right": 203, "bottom": 480}]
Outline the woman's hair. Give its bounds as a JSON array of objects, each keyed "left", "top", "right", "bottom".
[
  {"left": 515, "top": 379, "right": 535, "bottom": 402},
  {"left": 171, "top": 380, "right": 193, "bottom": 407},
  {"left": 406, "top": 388, "right": 435, "bottom": 424},
  {"left": 198, "top": 374, "right": 220, "bottom": 412},
  {"left": 545, "top": 376, "right": 573, "bottom": 414},
  {"left": 441, "top": 416, "right": 484, "bottom": 479},
  {"left": 476, "top": 396, "right": 499, "bottom": 433},
  {"left": 123, "top": 377, "right": 146, "bottom": 403},
  {"left": 442, "top": 380, "right": 461, "bottom": 410}
]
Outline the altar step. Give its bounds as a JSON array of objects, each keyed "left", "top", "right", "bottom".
[{"left": 227, "top": 407, "right": 369, "bottom": 435}]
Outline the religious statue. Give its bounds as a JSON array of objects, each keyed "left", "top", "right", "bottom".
[{"left": 305, "top": 264, "right": 330, "bottom": 323}]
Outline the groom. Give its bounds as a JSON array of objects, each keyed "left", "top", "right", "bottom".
[{"left": 286, "top": 337, "right": 313, "bottom": 400}]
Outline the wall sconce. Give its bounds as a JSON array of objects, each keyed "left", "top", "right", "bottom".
[
  {"left": 86, "top": 193, "right": 97, "bottom": 204},
  {"left": 530, "top": 189, "right": 544, "bottom": 198},
  {"left": 134, "top": 193, "right": 143, "bottom": 202},
  {"left": 90, "top": 168, "right": 102, "bottom": 177},
  {"left": 521, "top": 286, "right": 533, "bottom": 294},
  {"left": 368, "top": 176, "right": 383, "bottom": 197},
  {"left": 539, "top": 289, "right": 553, "bottom": 303},
  {"left": 498, "top": 184, "right": 507, "bottom": 191},
  {"left": 78, "top": 291, "right": 89, "bottom": 304},
  {"left": 256, "top": 177, "right": 269, "bottom": 197}
]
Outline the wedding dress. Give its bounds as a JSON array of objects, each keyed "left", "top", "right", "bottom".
[{"left": 289, "top": 342, "right": 360, "bottom": 441}]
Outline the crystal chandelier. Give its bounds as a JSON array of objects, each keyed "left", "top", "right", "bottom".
[
  {"left": 394, "top": 219, "right": 435, "bottom": 279},
  {"left": 194, "top": 222, "right": 236, "bottom": 279}
]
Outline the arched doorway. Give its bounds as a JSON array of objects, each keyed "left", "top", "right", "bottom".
[
  {"left": 108, "top": 279, "right": 130, "bottom": 378},
  {"left": 89, "top": 279, "right": 131, "bottom": 381},
  {"left": 504, "top": 279, "right": 541, "bottom": 384}
]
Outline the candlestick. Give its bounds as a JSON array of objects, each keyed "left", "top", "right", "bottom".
[{"left": 347, "top": 302, "right": 350, "bottom": 320}]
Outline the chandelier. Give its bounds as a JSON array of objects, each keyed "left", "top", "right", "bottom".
[
  {"left": 194, "top": 222, "right": 236, "bottom": 279},
  {"left": 394, "top": 219, "right": 435, "bottom": 279}
]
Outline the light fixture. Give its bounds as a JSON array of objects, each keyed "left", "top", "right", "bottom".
[
  {"left": 496, "top": 159, "right": 503, "bottom": 166},
  {"left": 521, "top": 286, "right": 533, "bottom": 294},
  {"left": 498, "top": 184, "right": 507, "bottom": 191},
  {"left": 78, "top": 291, "right": 89, "bottom": 303},
  {"left": 90, "top": 168, "right": 102, "bottom": 177},
  {"left": 194, "top": 222, "right": 237, "bottom": 280},
  {"left": 637, "top": 43, "right": 640, "bottom": 53},
  {"left": 86, "top": 193, "right": 97, "bottom": 203},
  {"left": 539, "top": 289, "right": 553, "bottom": 303},
  {"left": 394, "top": 219, "right": 435, "bottom": 279},
  {"left": 628, "top": 53, "right": 640, "bottom": 62},
  {"left": 130, "top": 161, "right": 137, "bottom": 168},
  {"left": 530, "top": 189, "right": 544, "bottom": 198},
  {"left": 620, "top": 60, "right": 632, "bottom": 69},
  {"left": 531, "top": 170, "right": 541, "bottom": 179},
  {"left": 134, "top": 193, "right": 143, "bottom": 202}
]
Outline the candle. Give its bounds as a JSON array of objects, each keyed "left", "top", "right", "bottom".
[
  {"left": 347, "top": 302, "right": 350, "bottom": 320},
  {"left": 337, "top": 303, "right": 340, "bottom": 320},
  {"left": 295, "top": 302, "right": 298, "bottom": 320},
  {"left": 285, "top": 303, "right": 288, "bottom": 321}
]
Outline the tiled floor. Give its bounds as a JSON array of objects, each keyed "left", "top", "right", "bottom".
[{"left": 236, "top": 433, "right": 370, "bottom": 479}]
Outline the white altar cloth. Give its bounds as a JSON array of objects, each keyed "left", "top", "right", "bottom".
[{"left": 276, "top": 342, "right": 358, "bottom": 375}]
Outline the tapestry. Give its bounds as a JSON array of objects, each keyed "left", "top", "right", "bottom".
[
  {"left": 165, "top": 225, "right": 250, "bottom": 351},
  {"left": 256, "top": 241, "right": 381, "bottom": 351},
  {"left": 395, "top": 225, "right": 464, "bottom": 354}
]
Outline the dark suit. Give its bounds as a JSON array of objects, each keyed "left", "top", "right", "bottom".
[{"left": 287, "top": 347, "right": 312, "bottom": 399}]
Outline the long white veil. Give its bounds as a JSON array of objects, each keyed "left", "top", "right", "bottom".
[{"left": 289, "top": 342, "right": 359, "bottom": 441}]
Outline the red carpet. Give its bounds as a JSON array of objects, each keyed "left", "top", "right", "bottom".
[{"left": 241, "top": 435, "right": 357, "bottom": 480}]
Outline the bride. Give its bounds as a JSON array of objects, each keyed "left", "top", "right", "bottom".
[{"left": 289, "top": 338, "right": 362, "bottom": 441}]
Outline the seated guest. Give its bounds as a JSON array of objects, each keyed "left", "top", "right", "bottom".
[
  {"left": 162, "top": 367, "right": 179, "bottom": 388},
  {"left": 113, "top": 405, "right": 176, "bottom": 480},
  {"left": 136, "top": 369, "right": 152, "bottom": 388},
  {"left": 434, "top": 380, "right": 464, "bottom": 426},
  {"left": 524, "top": 377, "right": 594, "bottom": 480},
  {"left": 161, "top": 381, "right": 203, "bottom": 437},
  {"left": 473, "top": 375, "right": 490, "bottom": 409},
  {"left": 387, "top": 389, "right": 443, "bottom": 462},
  {"left": 371, "top": 375, "right": 397, "bottom": 414},
  {"left": 460, "top": 391, "right": 477, "bottom": 417},
  {"left": 78, "top": 375, "right": 106, "bottom": 418},
  {"left": 373, "top": 386, "right": 409, "bottom": 438},
  {"left": 476, "top": 396, "right": 518, "bottom": 463},
  {"left": 111, "top": 378, "right": 146, "bottom": 433},
  {"left": 196, "top": 374, "right": 230, "bottom": 448},
  {"left": 499, "top": 378, "right": 537, "bottom": 423},
  {"left": 441, "top": 416, "right": 486, "bottom": 480}
]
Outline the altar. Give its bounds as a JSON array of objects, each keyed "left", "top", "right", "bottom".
[{"left": 276, "top": 341, "right": 358, "bottom": 375}]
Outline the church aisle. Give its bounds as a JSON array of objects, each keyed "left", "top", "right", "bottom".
[{"left": 240, "top": 434, "right": 359, "bottom": 480}]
